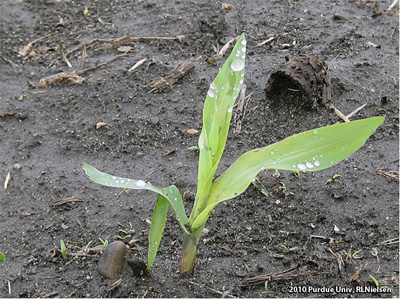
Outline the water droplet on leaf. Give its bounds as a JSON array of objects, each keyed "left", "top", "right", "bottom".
[
  {"left": 136, "top": 180, "right": 146, "bottom": 187},
  {"left": 297, "top": 163, "right": 307, "bottom": 170},
  {"left": 230, "top": 59, "right": 245, "bottom": 72},
  {"left": 306, "top": 162, "right": 314, "bottom": 169}
]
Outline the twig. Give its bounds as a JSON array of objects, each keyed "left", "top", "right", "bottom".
[
  {"left": 378, "top": 238, "right": 399, "bottom": 246},
  {"left": 256, "top": 37, "right": 275, "bottom": 47},
  {"left": 218, "top": 36, "right": 238, "bottom": 57},
  {"left": 0, "top": 54, "right": 17, "bottom": 71},
  {"left": 189, "top": 281, "right": 234, "bottom": 297},
  {"left": 161, "top": 148, "right": 176, "bottom": 157},
  {"left": 388, "top": 0, "right": 399, "bottom": 11},
  {"left": 348, "top": 262, "right": 368, "bottom": 285},
  {"left": 233, "top": 85, "right": 253, "bottom": 134},
  {"left": 80, "top": 46, "right": 87, "bottom": 68},
  {"left": 326, "top": 247, "right": 344, "bottom": 273},
  {"left": 329, "top": 103, "right": 350, "bottom": 122},
  {"left": 144, "top": 60, "right": 194, "bottom": 92},
  {"left": 39, "top": 53, "right": 127, "bottom": 87},
  {"left": 49, "top": 197, "right": 83, "bottom": 209},
  {"left": 345, "top": 103, "right": 367, "bottom": 119},
  {"left": 0, "top": 111, "right": 16, "bottom": 117},
  {"left": 18, "top": 34, "right": 53, "bottom": 57},
  {"left": 4, "top": 171, "right": 11, "bottom": 190},
  {"left": 38, "top": 71, "right": 85, "bottom": 88},
  {"left": 128, "top": 58, "right": 147, "bottom": 72},
  {"left": 376, "top": 169, "right": 399, "bottom": 182},
  {"left": 241, "top": 265, "right": 318, "bottom": 287}
]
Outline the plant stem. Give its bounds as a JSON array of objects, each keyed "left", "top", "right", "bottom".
[{"left": 180, "top": 224, "right": 205, "bottom": 274}]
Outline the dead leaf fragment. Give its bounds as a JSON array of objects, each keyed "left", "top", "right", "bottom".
[
  {"left": 4, "top": 171, "right": 11, "bottom": 190},
  {"left": 222, "top": 3, "right": 233, "bottom": 11},
  {"left": 117, "top": 46, "right": 133, "bottom": 53},
  {"left": 38, "top": 71, "right": 85, "bottom": 88},
  {"left": 96, "top": 122, "right": 107, "bottom": 129},
  {"left": 186, "top": 129, "right": 198, "bottom": 135},
  {"left": 128, "top": 58, "right": 147, "bottom": 72}
]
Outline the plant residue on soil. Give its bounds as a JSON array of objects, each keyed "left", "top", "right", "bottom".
[{"left": 0, "top": 0, "right": 399, "bottom": 297}]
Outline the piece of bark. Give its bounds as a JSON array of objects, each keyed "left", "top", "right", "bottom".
[
  {"left": 265, "top": 54, "right": 331, "bottom": 106},
  {"left": 144, "top": 60, "right": 194, "bottom": 92}
]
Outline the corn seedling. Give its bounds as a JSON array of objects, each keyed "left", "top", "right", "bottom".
[
  {"left": 60, "top": 240, "right": 67, "bottom": 260},
  {"left": 343, "top": 248, "right": 361, "bottom": 260},
  {"left": 99, "top": 238, "right": 109, "bottom": 247},
  {"left": 280, "top": 244, "right": 299, "bottom": 253},
  {"left": 325, "top": 174, "right": 342, "bottom": 186},
  {"left": 74, "top": 240, "right": 93, "bottom": 255},
  {"left": 0, "top": 251, "right": 5, "bottom": 262},
  {"left": 83, "top": 34, "right": 384, "bottom": 273},
  {"left": 369, "top": 274, "right": 393, "bottom": 290},
  {"left": 115, "top": 229, "right": 135, "bottom": 240}
]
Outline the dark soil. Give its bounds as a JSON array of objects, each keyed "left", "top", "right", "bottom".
[{"left": 1, "top": 0, "right": 399, "bottom": 298}]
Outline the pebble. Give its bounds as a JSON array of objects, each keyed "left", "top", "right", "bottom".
[
  {"left": 150, "top": 116, "right": 159, "bottom": 125},
  {"left": 97, "top": 241, "right": 127, "bottom": 279}
]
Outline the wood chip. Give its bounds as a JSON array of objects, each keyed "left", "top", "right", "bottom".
[
  {"left": 4, "top": 171, "right": 11, "bottom": 190},
  {"left": 241, "top": 265, "right": 318, "bottom": 287},
  {"left": 144, "top": 60, "right": 194, "bottom": 92},
  {"left": 38, "top": 71, "right": 85, "bottom": 88},
  {"left": 265, "top": 54, "right": 332, "bottom": 106},
  {"left": 348, "top": 262, "right": 368, "bottom": 285},
  {"left": 128, "top": 58, "right": 147, "bottom": 72},
  {"left": 96, "top": 122, "right": 107, "bottom": 129},
  {"left": 186, "top": 129, "right": 198, "bottom": 135},
  {"left": 106, "top": 278, "right": 123, "bottom": 292}
]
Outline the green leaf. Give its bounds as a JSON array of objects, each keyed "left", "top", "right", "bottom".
[
  {"left": 191, "top": 34, "right": 247, "bottom": 223},
  {"left": 192, "top": 117, "right": 384, "bottom": 229},
  {"left": 0, "top": 251, "right": 5, "bottom": 262},
  {"left": 147, "top": 195, "right": 168, "bottom": 269},
  {"left": 82, "top": 163, "right": 190, "bottom": 234}
]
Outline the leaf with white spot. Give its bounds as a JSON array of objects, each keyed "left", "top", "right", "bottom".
[
  {"left": 191, "top": 117, "right": 385, "bottom": 229},
  {"left": 82, "top": 163, "right": 189, "bottom": 234},
  {"left": 191, "top": 35, "right": 246, "bottom": 224}
]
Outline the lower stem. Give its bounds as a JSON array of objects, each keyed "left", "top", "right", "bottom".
[{"left": 180, "top": 224, "right": 205, "bottom": 274}]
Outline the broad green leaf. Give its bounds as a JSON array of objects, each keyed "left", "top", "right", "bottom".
[
  {"left": 82, "top": 163, "right": 190, "bottom": 234},
  {"left": 191, "top": 35, "right": 247, "bottom": 223},
  {"left": 147, "top": 195, "right": 168, "bottom": 269},
  {"left": 191, "top": 117, "right": 384, "bottom": 229},
  {"left": 0, "top": 251, "right": 5, "bottom": 262}
]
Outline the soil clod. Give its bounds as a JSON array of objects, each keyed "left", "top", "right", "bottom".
[{"left": 127, "top": 258, "right": 151, "bottom": 277}]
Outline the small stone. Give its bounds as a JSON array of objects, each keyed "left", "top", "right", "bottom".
[
  {"left": 13, "top": 164, "right": 22, "bottom": 171},
  {"left": 150, "top": 116, "right": 159, "bottom": 125},
  {"left": 96, "top": 122, "right": 107, "bottom": 130},
  {"left": 98, "top": 241, "right": 127, "bottom": 279}
]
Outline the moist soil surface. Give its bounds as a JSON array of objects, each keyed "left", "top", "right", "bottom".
[{"left": 0, "top": 1, "right": 399, "bottom": 298}]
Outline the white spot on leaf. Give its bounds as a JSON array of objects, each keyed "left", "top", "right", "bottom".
[
  {"left": 136, "top": 180, "right": 146, "bottom": 187},
  {"left": 230, "top": 59, "right": 245, "bottom": 72}
]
